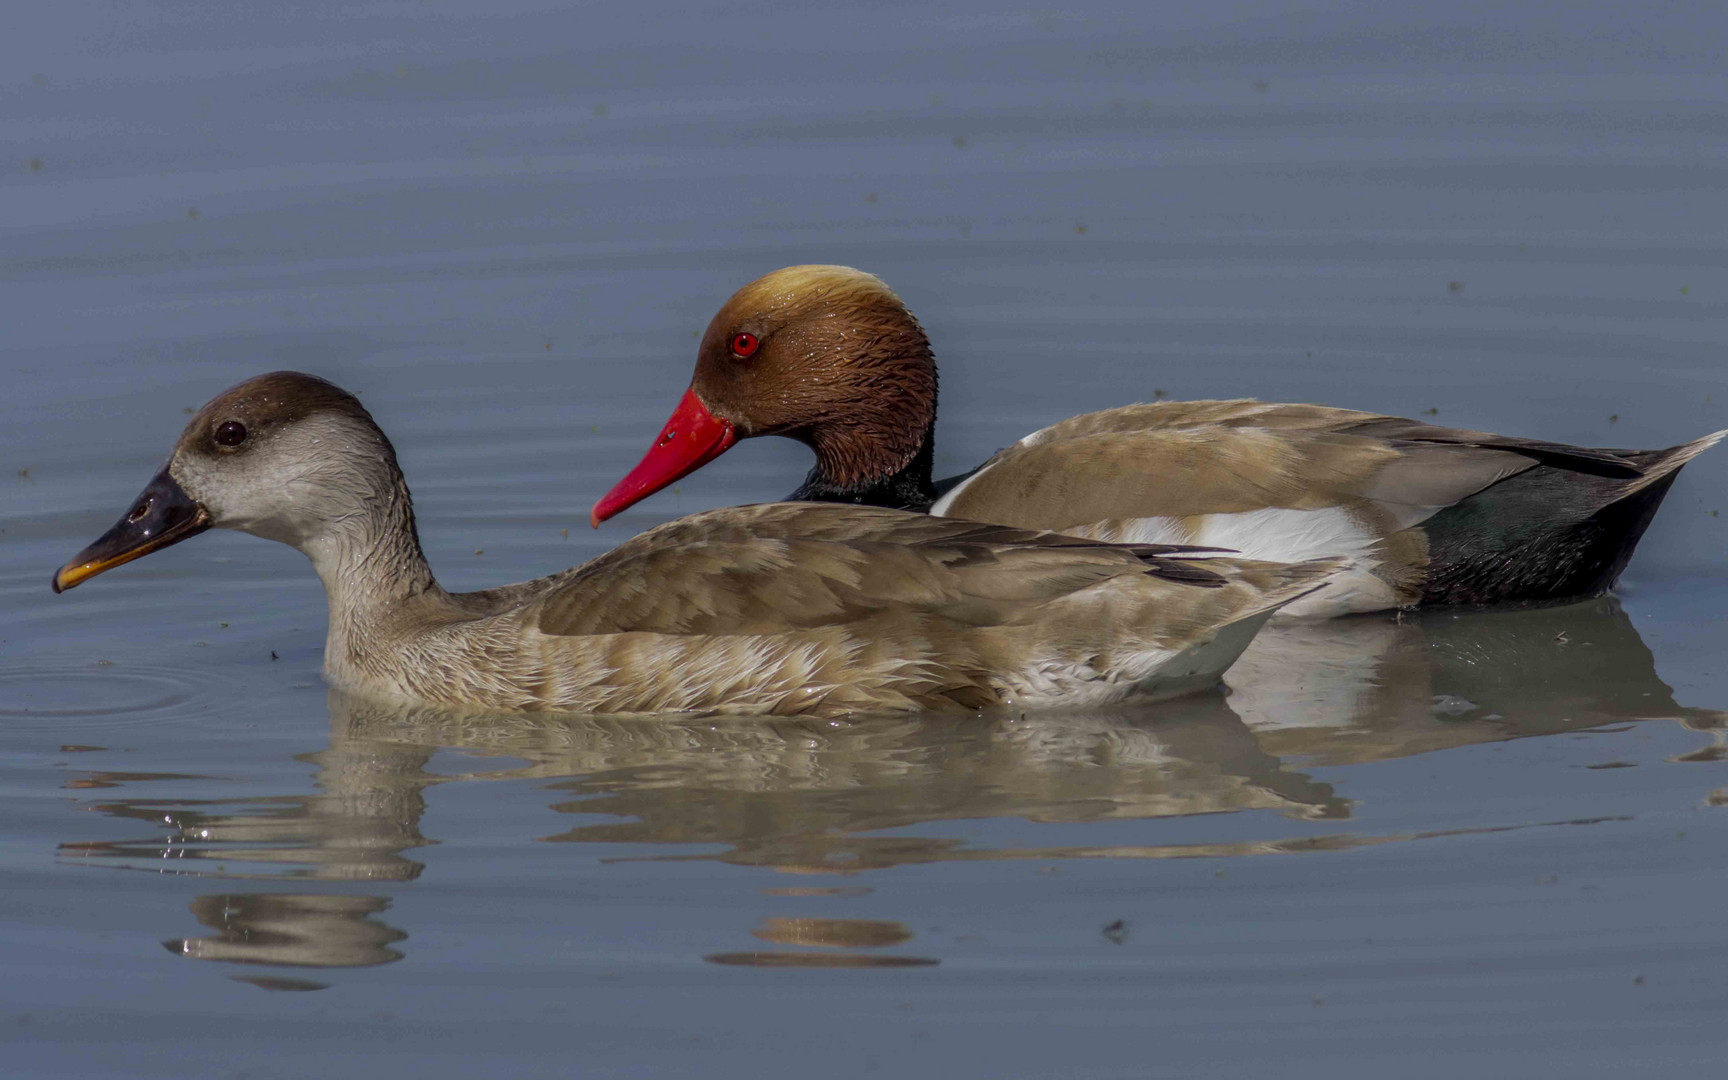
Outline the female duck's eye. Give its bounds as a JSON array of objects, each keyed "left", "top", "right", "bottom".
[
  {"left": 730, "top": 332, "right": 759, "bottom": 359},
  {"left": 214, "top": 420, "right": 248, "bottom": 447}
]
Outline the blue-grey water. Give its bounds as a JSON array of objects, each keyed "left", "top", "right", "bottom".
[{"left": 5, "top": 2, "right": 1728, "bottom": 1077}]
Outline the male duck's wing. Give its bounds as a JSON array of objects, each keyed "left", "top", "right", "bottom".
[{"left": 933, "top": 400, "right": 1537, "bottom": 536}]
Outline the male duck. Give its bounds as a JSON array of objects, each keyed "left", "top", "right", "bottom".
[
  {"left": 53, "top": 372, "right": 1341, "bottom": 716},
  {"left": 593, "top": 265, "right": 1722, "bottom": 618}
]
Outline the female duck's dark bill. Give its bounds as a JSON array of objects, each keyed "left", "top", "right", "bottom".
[
  {"left": 52, "top": 470, "right": 211, "bottom": 593},
  {"left": 590, "top": 387, "right": 736, "bottom": 527}
]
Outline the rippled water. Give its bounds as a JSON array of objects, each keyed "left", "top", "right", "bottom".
[{"left": 5, "top": 2, "right": 1728, "bottom": 1077}]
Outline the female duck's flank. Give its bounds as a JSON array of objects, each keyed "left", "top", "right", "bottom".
[
  {"left": 592, "top": 264, "right": 1723, "bottom": 618},
  {"left": 52, "top": 372, "right": 1342, "bottom": 717}
]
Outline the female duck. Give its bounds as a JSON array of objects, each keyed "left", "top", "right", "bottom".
[
  {"left": 593, "top": 265, "right": 1722, "bottom": 618},
  {"left": 52, "top": 372, "right": 1339, "bottom": 717}
]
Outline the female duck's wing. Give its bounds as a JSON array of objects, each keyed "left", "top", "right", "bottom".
[{"left": 529, "top": 503, "right": 1242, "bottom": 638}]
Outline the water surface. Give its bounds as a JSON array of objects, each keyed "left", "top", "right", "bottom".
[{"left": 5, "top": 2, "right": 1728, "bottom": 1077}]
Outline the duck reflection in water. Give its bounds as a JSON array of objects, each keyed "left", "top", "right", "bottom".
[
  {"left": 166, "top": 894, "right": 405, "bottom": 975},
  {"left": 60, "top": 596, "right": 1727, "bottom": 971}
]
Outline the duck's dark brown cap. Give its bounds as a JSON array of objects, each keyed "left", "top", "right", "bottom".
[{"left": 178, "top": 371, "right": 373, "bottom": 450}]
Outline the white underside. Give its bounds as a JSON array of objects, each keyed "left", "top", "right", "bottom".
[
  {"left": 992, "top": 608, "right": 1277, "bottom": 709},
  {"left": 935, "top": 480, "right": 1399, "bottom": 618}
]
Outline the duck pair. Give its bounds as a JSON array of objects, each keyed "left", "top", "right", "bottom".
[{"left": 54, "top": 268, "right": 1720, "bottom": 717}]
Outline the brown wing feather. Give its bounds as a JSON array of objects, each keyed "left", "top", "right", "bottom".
[
  {"left": 943, "top": 400, "right": 1567, "bottom": 533},
  {"left": 532, "top": 504, "right": 1229, "bottom": 638},
  {"left": 1333, "top": 416, "right": 1644, "bottom": 477},
  {"left": 1022, "top": 400, "right": 1644, "bottom": 477}
]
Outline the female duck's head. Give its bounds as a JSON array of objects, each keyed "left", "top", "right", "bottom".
[{"left": 53, "top": 371, "right": 408, "bottom": 592}]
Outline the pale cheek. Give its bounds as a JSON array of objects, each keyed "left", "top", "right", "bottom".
[
  {"left": 173, "top": 454, "right": 290, "bottom": 534},
  {"left": 241, "top": 498, "right": 327, "bottom": 546},
  {"left": 169, "top": 455, "right": 221, "bottom": 514}
]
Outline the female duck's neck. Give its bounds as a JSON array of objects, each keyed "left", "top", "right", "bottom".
[
  {"left": 787, "top": 417, "right": 939, "bottom": 511},
  {"left": 300, "top": 478, "right": 443, "bottom": 674}
]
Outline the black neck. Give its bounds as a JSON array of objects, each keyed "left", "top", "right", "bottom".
[{"left": 785, "top": 418, "right": 939, "bottom": 511}]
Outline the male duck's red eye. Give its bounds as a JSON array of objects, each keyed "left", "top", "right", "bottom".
[{"left": 730, "top": 332, "right": 759, "bottom": 359}]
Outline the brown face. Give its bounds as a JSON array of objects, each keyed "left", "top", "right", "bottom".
[
  {"left": 591, "top": 265, "right": 937, "bottom": 526},
  {"left": 691, "top": 265, "right": 931, "bottom": 437}
]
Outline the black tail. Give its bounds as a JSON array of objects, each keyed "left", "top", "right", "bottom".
[{"left": 1419, "top": 430, "right": 1724, "bottom": 605}]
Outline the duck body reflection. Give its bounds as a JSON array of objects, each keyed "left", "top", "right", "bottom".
[{"left": 61, "top": 596, "right": 1725, "bottom": 972}]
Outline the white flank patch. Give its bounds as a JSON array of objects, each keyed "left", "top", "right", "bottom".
[
  {"left": 1086, "top": 506, "right": 1397, "bottom": 618},
  {"left": 931, "top": 461, "right": 1399, "bottom": 618}
]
